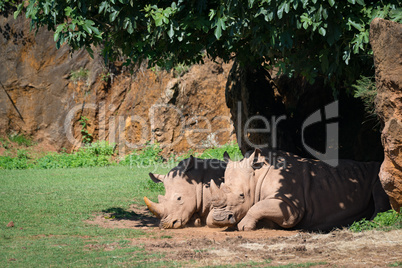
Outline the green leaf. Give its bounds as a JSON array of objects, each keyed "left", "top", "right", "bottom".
[
  {"left": 328, "top": 0, "right": 335, "bottom": 7},
  {"left": 214, "top": 18, "right": 225, "bottom": 39},
  {"left": 99, "top": 1, "right": 109, "bottom": 14},
  {"left": 356, "top": 0, "right": 365, "bottom": 5},
  {"left": 82, "top": 24, "right": 91, "bottom": 34},
  {"left": 319, "top": 27, "right": 326, "bottom": 36},
  {"left": 277, "top": 2, "right": 286, "bottom": 19},
  {"left": 167, "top": 24, "right": 175, "bottom": 39},
  {"left": 322, "top": 8, "right": 328, "bottom": 20},
  {"left": 348, "top": 18, "right": 363, "bottom": 31},
  {"left": 110, "top": 10, "right": 120, "bottom": 22},
  {"left": 86, "top": 46, "right": 94, "bottom": 58},
  {"left": 209, "top": 9, "right": 216, "bottom": 20},
  {"left": 284, "top": 2, "right": 290, "bottom": 14},
  {"left": 347, "top": 0, "right": 356, "bottom": 4},
  {"left": 154, "top": 15, "right": 163, "bottom": 26},
  {"left": 14, "top": 3, "right": 24, "bottom": 19},
  {"left": 54, "top": 24, "right": 64, "bottom": 42}
]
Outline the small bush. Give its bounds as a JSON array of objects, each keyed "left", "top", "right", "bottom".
[
  {"left": 173, "top": 63, "right": 190, "bottom": 78},
  {"left": 70, "top": 67, "right": 89, "bottom": 82},
  {"left": 36, "top": 141, "right": 116, "bottom": 169},
  {"left": 349, "top": 210, "right": 402, "bottom": 232},
  {"left": 353, "top": 76, "right": 377, "bottom": 116},
  {"left": 121, "top": 142, "right": 163, "bottom": 168},
  {"left": 0, "top": 149, "right": 32, "bottom": 169},
  {"left": 1, "top": 140, "right": 116, "bottom": 169},
  {"left": 84, "top": 140, "right": 115, "bottom": 156},
  {"left": 200, "top": 141, "right": 243, "bottom": 161},
  {"left": 8, "top": 133, "right": 34, "bottom": 147}
]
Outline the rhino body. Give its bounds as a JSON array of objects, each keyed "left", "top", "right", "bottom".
[
  {"left": 210, "top": 149, "right": 390, "bottom": 231},
  {"left": 144, "top": 156, "right": 226, "bottom": 228}
]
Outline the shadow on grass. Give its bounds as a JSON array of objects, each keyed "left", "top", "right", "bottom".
[{"left": 102, "top": 207, "right": 159, "bottom": 227}]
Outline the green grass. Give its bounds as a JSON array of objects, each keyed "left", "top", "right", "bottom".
[
  {"left": 0, "top": 165, "right": 172, "bottom": 267},
  {"left": 0, "top": 141, "right": 243, "bottom": 170},
  {"left": 349, "top": 209, "right": 402, "bottom": 232}
]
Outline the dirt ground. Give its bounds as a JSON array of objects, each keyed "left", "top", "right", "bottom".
[{"left": 87, "top": 205, "right": 402, "bottom": 267}]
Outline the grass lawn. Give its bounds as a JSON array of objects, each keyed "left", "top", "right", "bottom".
[{"left": 0, "top": 166, "right": 172, "bottom": 267}]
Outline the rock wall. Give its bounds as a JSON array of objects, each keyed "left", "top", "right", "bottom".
[
  {"left": 371, "top": 18, "right": 402, "bottom": 211},
  {"left": 0, "top": 14, "right": 234, "bottom": 155}
]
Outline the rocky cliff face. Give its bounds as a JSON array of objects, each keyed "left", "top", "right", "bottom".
[
  {"left": 372, "top": 18, "right": 402, "bottom": 211},
  {"left": 0, "top": 14, "right": 234, "bottom": 155}
]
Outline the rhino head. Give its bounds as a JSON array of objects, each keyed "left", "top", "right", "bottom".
[
  {"left": 144, "top": 156, "right": 226, "bottom": 229},
  {"left": 210, "top": 150, "right": 264, "bottom": 227}
]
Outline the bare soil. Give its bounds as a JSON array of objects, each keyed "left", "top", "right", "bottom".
[{"left": 88, "top": 205, "right": 402, "bottom": 267}]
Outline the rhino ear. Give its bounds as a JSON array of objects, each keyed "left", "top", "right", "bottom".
[
  {"left": 252, "top": 148, "right": 264, "bottom": 169},
  {"left": 246, "top": 148, "right": 264, "bottom": 170},
  {"left": 183, "top": 155, "right": 195, "bottom": 173},
  {"left": 223, "top": 151, "right": 231, "bottom": 163},
  {"left": 149, "top": 173, "right": 165, "bottom": 183}
]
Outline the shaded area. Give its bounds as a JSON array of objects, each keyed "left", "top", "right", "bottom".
[
  {"left": 226, "top": 62, "right": 383, "bottom": 162},
  {"left": 102, "top": 207, "right": 159, "bottom": 227}
]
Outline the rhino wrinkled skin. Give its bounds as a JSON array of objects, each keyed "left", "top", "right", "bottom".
[
  {"left": 144, "top": 156, "right": 226, "bottom": 229},
  {"left": 210, "top": 149, "right": 390, "bottom": 231}
]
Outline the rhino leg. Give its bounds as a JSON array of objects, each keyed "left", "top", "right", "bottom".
[
  {"left": 238, "top": 199, "right": 302, "bottom": 231},
  {"left": 371, "top": 179, "right": 391, "bottom": 219}
]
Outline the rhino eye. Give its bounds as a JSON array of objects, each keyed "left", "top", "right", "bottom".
[
  {"left": 239, "top": 193, "right": 245, "bottom": 199},
  {"left": 177, "top": 196, "right": 182, "bottom": 201}
]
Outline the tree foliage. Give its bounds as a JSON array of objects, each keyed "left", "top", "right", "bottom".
[{"left": 14, "top": 0, "right": 402, "bottom": 89}]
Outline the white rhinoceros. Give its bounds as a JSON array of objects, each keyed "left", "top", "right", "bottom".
[
  {"left": 144, "top": 156, "right": 226, "bottom": 228},
  {"left": 209, "top": 149, "right": 390, "bottom": 231}
]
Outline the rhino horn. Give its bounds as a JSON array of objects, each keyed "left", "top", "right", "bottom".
[
  {"left": 210, "top": 180, "right": 226, "bottom": 204},
  {"left": 144, "top": 196, "right": 164, "bottom": 219}
]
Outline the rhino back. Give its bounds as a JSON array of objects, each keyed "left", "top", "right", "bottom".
[{"left": 259, "top": 151, "right": 380, "bottom": 231}]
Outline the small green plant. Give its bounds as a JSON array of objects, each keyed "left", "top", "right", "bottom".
[
  {"left": 35, "top": 141, "right": 116, "bottom": 169},
  {"left": 79, "top": 116, "right": 93, "bottom": 144},
  {"left": 70, "top": 67, "right": 89, "bottom": 83},
  {"left": 8, "top": 133, "right": 34, "bottom": 147},
  {"left": 101, "top": 72, "right": 111, "bottom": 82},
  {"left": 84, "top": 140, "right": 115, "bottom": 156},
  {"left": 353, "top": 76, "right": 377, "bottom": 116},
  {"left": 200, "top": 141, "right": 243, "bottom": 161},
  {"left": 0, "top": 149, "right": 32, "bottom": 169},
  {"left": 121, "top": 141, "right": 163, "bottom": 168},
  {"left": 173, "top": 63, "right": 190, "bottom": 78},
  {"left": 150, "top": 65, "right": 161, "bottom": 76},
  {"left": 0, "top": 137, "right": 10, "bottom": 149},
  {"left": 349, "top": 209, "right": 402, "bottom": 232}
]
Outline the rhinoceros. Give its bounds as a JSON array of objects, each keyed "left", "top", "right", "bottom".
[
  {"left": 209, "top": 149, "right": 390, "bottom": 231},
  {"left": 144, "top": 156, "right": 226, "bottom": 228}
]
